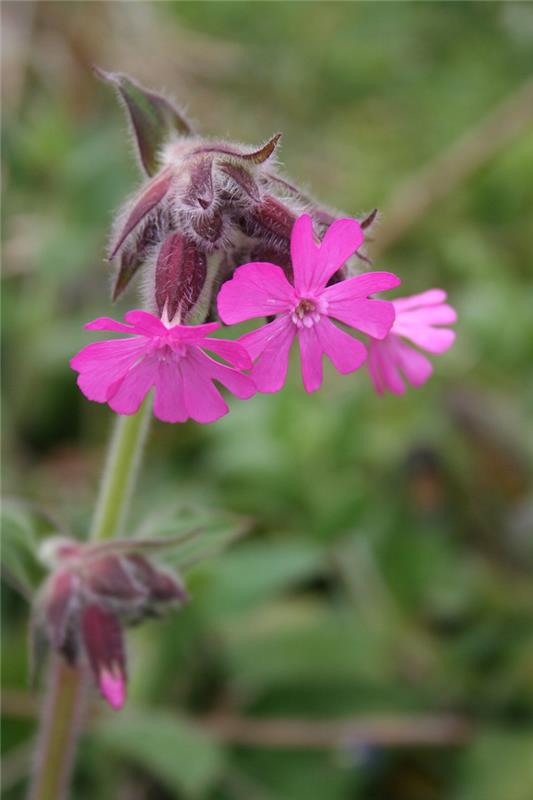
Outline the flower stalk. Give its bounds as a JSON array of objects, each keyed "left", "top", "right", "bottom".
[
  {"left": 28, "top": 658, "right": 87, "bottom": 800},
  {"left": 28, "top": 402, "right": 152, "bottom": 800}
]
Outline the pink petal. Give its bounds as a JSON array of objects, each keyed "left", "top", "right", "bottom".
[
  {"left": 395, "top": 304, "right": 457, "bottom": 328},
  {"left": 199, "top": 337, "right": 252, "bottom": 370},
  {"left": 240, "top": 315, "right": 295, "bottom": 393},
  {"left": 100, "top": 668, "right": 126, "bottom": 710},
  {"left": 107, "top": 356, "right": 157, "bottom": 414},
  {"left": 328, "top": 297, "right": 396, "bottom": 339},
  {"left": 153, "top": 360, "right": 188, "bottom": 423},
  {"left": 169, "top": 321, "right": 220, "bottom": 342},
  {"left": 84, "top": 317, "right": 137, "bottom": 334},
  {"left": 293, "top": 215, "right": 365, "bottom": 292},
  {"left": 192, "top": 350, "right": 256, "bottom": 399},
  {"left": 322, "top": 272, "right": 399, "bottom": 338},
  {"left": 367, "top": 338, "right": 406, "bottom": 395},
  {"left": 71, "top": 339, "right": 147, "bottom": 403},
  {"left": 180, "top": 357, "right": 229, "bottom": 423},
  {"left": 314, "top": 317, "right": 367, "bottom": 374},
  {"left": 323, "top": 271, "right": 401, "bottom": 302},
  {"left": 395, "top": 339, "right": 433, "bottom": 386},
  {"left": 297, "top": 325, "right": 323, "bottom": 393},
  {"left": 124, "top": 310, "right": 167, "bottom": 336},
  {"left": 217, "top": 262, "right": 295, "bottom": 324},
  {"left": 392, "top": 289, "right": 447, "bottom": 312},
  {"left": 290, "top": 214, "right": 319, "bottom": 291},
  {"left": 395, "top": 325, "right": 456, "bottom": 355}
]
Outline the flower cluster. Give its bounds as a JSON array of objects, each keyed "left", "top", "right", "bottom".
[
  {"left": 72, "top": 215, "right": 456, "bottom": 420},
  {"left": 69, "top": 70, "right": 457, "bottom": 424},
  {"left": 35, "top": 537, "right": 187, "bottom": 708}
]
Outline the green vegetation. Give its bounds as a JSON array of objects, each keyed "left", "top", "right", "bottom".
[{"left": 2, "top": 2, "right": 533, "bottom": 798}]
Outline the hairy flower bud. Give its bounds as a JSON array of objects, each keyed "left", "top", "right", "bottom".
[
  {"left": 155, "top": 233, "right": 207, "bottom": 322},
  {"left": 98, "top": 69, "right": 378, "bottom": 319},
  {"left": 33, "top": 536, "right": 188, "bottom": 709}
]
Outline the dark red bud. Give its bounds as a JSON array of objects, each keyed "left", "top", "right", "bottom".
[
  {"left": 219, "top": 163, "right": 261, "bottom": 203},
  {"left": 155, "top": 233, "right": 207, "bottom": 322},
  {"left": 126, "top": 554, "right": 188, "bottom": 605},
  {"left": 81, "top": 604, "right": 126, "bottom": 709},
  {"left": 238, "top": 195, "right": 295, "bottom": 244},
  {"left": 85, "top": 555, "right": 145, "bottom": 601},
  {"left": 109, "top": 169, "right": 173, "bottom": 260},
  {"left": 95, "top": 67, "right": 192, "bottom": 177}
]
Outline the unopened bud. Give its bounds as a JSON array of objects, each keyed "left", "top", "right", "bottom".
[
  {"left": 155, "top": 233, "right": 207, "bottom": 322},
  {"left": 81, "top": 604, "right": 126, "bottom": 710}
]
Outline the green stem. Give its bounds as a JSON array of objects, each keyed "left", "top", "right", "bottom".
[
  {"left": 28, "top": 659, "right": 86, "bottom": 800},
  {"left": 90, "top": 400, "right": 151, "bottom": 541},
  {"left": 28, "top": 404, "right": 151, "bottom": 800}
]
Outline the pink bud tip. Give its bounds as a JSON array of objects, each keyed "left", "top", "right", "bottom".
[{"left": 99, "top": 667, "right": 126, "bottom": 710}]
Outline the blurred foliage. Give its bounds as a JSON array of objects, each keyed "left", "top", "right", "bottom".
[{"left": 2, "top": 2, "right": 533, "bottom": 799}]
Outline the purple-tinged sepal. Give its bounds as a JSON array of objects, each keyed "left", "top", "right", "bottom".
[
  {"left": 95, "top": 67, "right": 193, "bottom": 176},
  {"left": 32, "top": 536, "right": 189, "bottom": 710}
]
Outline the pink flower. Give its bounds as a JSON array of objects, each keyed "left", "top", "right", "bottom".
[
  {"left": 71, "top": 310, "right": 255, "bottom": 423},
  {"left": 217, "top": 214, "right": 400, "bottom": 393},
  {"left": 367, "top": 289, "right": 457, "bottom": 395}
]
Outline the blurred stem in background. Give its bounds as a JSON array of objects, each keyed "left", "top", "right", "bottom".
[{"left": 28, "top": 402, "right": 152, "bottom": 800}]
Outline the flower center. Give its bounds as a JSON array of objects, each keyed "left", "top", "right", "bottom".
[{"left": 291, "top": 298, "right": 322, "bottom": 329}]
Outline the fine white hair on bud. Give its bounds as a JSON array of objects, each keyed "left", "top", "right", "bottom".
[{"left": 99, "top": 69, "right": 376, "bottom": 314}]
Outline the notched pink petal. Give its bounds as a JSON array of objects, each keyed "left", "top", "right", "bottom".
[
  {"left": 395, "top": 340, "right": 433, "bottom": 387},
  {"left": 240, "top": 316, "right": 295, "bottom": 393},
  {"left": 297, "top": 325, "right": 323, "bottom": 393},
  {"left": 107, "top": 356, "right": 157, "bottom": 414},
  {"left": 312, "top": 217, "right": 365, "bottom": 289},
  {"left": 200, "top": 338, "right": 253, "bottom": 371},
  {"left": 393, "top": 289, "right": 447, "bottom": 312},
  {"left": 314, "top": 317, "right": 367, "bottom": 375},
  {"left": 396, "top": 325, "right": 456, "bottom": 355},
  {"left": 84, "top": 317, "right": 136, "bottom": 333},
  {"left": 323, "top": 271, "right": 401, "bottom": 302},
  {"left": 123, "top": 310, "right": 167, "bottom": 336},
  {"left": 217, "top": 262, "right": 294, "bottom": 324}
]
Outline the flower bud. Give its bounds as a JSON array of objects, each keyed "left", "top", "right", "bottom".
[
  {"left": 155, "top": 233, "right": 207, "bottom": 323},
  {"left": 81, "top": 604, "right": 126, "bottom": 710},
  {"left": 33, "top": 536, "right": 188, "bottom": 709}
]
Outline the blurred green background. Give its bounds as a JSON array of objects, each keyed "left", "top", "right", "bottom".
[{"left": 2, "top": 2, "right": 533, "bottom": 798}]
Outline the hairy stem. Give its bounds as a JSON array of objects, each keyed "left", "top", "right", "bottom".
[
  {"left": 90, "top": 400, "right": 152, "bottom": 541},
  {"left": 28, "top": 403, "right": 151, "bottom": 800},
  {"left": 28, "top": 659, "right": 87, "bottom": 800}
]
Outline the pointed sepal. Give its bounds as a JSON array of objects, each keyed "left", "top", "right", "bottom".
[
  {"left": 108, "top": 169, "right": 173, "bottom": 260},
  {"left": 94, "top": 67, "right": 193, "bottom": 176},
  {"left": 240, "top": 132, "right": 282, "bottom": 164}
]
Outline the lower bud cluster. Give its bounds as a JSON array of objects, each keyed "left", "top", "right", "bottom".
[{"left": 34, "top": 537, "right": 187, "bottom": 709}]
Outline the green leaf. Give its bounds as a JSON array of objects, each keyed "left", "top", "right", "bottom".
[
  {"left": 201, "top": 540, "right": 324, "bottom": 617},
  {"left": 95, "top": 710, "right": 224, "bottom": 797},
  {"left": 95, "top": 68, "right": 192, "bottom": 176},
  {"left": 456, "top": 730, "right": 533, "bottom": 800},
  {"left": 0, "top": 500, "right": 54, "bottom": 597}
]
